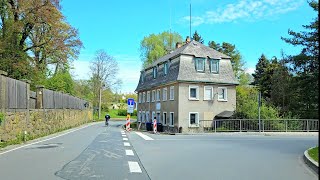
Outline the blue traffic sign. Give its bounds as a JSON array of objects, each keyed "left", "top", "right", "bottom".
[{"left": 127, "top": 98, "right": 135, "bottom": 106}]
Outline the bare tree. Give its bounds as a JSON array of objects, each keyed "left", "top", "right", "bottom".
[{"left": 89, "top": 49, "right": 121, "bottom": 118}]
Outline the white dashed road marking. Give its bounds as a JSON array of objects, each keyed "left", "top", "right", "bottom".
[
  {"left": 125, "top": 150, "right": 134, "bottom": 156},
  {"left": 124, "top": 142, "right": 130, "bottom": 146},
  {"left": 135, "top": 132, "right": 154, "bottom": 141},
  {"left": 123, "top": 138, "right": 128, "bottom": 141},
  {"left": 128, "top": 161, "right": 142, "bottom": 173},
  {"left": 122, "top": 135, "right": 126, "bottom": 137}
]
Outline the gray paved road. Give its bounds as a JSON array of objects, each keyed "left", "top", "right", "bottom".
[
  {"left": 0, "top": 121, "right": 318, "bottom": 180},
  {"left": 128, "top": 132, "right": 318, "bottom": 180},
  {"left": 0, "top": 121, "right": 149, "bottom": 180}
]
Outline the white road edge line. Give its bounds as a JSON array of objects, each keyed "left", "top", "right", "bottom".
[
  {"left": 123, "top": 138, "right": 128, "bottom": 141},
  {"left": 125, "top": 149, "right": 134, "bottom": 156},
  {"left": 0, "top": 122, "right": 97, "bottom": 156},
  {"left": 124, "top": 142, "right": 131, "bottom": 146},
  {"left": 128, "top": 161, "right": 142, "bottom": 173},
  {"left": 135, "top": 132, "right": 154, "bottom": 141}
]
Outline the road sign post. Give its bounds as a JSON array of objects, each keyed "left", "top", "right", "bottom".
[
  {"left": 126, "top": 114, "right": 131, "bottom": 131},
  {"left": 153, "top": 117, "right": 157, "bottom": 134}
]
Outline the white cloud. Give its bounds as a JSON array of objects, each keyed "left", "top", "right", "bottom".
[
  {"left": 71, "top": 55, "right": 142, "bottom": 93},
  {"left": 181, "top": 0, "right": 303, "bottom": 26},
  {"left": 245, "top": 67, "right": 255, "bottom": 74}
]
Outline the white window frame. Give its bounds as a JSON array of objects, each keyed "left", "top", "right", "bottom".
[
  {"left": 163, "top": 88, "right": 167, "bottom": 101},
  {"left": 169, "top": 86, "right": 174, "bottom": 100},
  {"left": 163, "top": 112, "right": 167, "bottom": 126},
  {"left": 156, "top": 89, "right": 161, "bottom": 101},
  {"left": 195, "top": 58, "right": 205, "bottom": 72},
  {"left": 138, "top": 93, "right": 142, "bottom": 103},
  {"left": 138, "top": 111, "right": 141, "bottom": 122},
  {"left": 147, "top": 91, "right": 150, "bottom": 102},
  {"left": 164, "top": 62, "right": 168, "bottom": 75},
  {"left": 146, "top": 111, "right": 150, "bottom": 123},
  {"left": 153, "top": 66, "right": 157, "bottom": 79},
  {"left": 152, "top": 111, "right": 156, "bottom": 121},
  {"left": 152, "top": 90, "right": 156, "bottom": 102},
  {"left": 218, "top": 87, "right": 228, "bottom": 101},
  {"left": 142, "top": 92, "right": 146, "bottom": 103},
  {"left": 142, "top": 111, "right": 145, "bottom": 122},
  {"left": 204, "top": 86, "right": 213, "bottom": 101},
  {"left": 156, "top": 111, "right": 161, "bottom": 124},
  {"left": 210, "top": 59, "right": 219, "bottom": 74},
  {"left": 189, "top": 85, "right": 199, "bottom": 100},
  {"left": 169, "top": 112, "right": 174, "bottom": 127},
  {"left": 189, "top": 112, "right": 199, "bottom": 127}
]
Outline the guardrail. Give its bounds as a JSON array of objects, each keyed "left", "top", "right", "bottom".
[{"left": 200, "top": 119, "right": 319, "bottom": 132}]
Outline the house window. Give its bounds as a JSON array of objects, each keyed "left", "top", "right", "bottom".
[
  {"left": 147, "top": 91, "right": 150, "bottom": 102},
  {"left": 138, "top": 93, "right": 142, "bottom": 103},
  {"left": 204, "top": 86, "right": 213, "bottom": 100},
  {"left": 163, "top": 112, "right": 167, "bottom": 125},
  {"left": 163, "top": 88, "right": 167, "bottom": 101},
  {"left": 195, "top": 58, "right": 205, "bottom": 72},
  {"left": 210, "top": 59, "right": 219, "bottom": 73},
  {"left": 163, "top": 62, "right": 168, "bottom": 75},
  {"left": 189, "top": 112, "right": 199, "bottom": 126},
  {"left": 142, "top": 92, "right": 146, "bottom": 103},
  {"left": 141, "top": 71, "right": 145, "bottom": 83},
  {"left": 153, "top": 67, "right": 157, "bottom": 79},
  {"left": 170, "top": 86, "right": 174, "bottom": 100},
  {"left": 156, "top": 89, "right": 161, "bottom": 101},
  {"left": 169, "top": 112, "right": 174, "bottom": 126},
  {"left": 152, "top": 90, "right": 156, "bottom": 102},
  {"left": 218, "top": 87, "right": 228, "bottom": 101},
  {"left": 189, "top": 85, "right": 199, "bottom": 100},
  {"left": 142, "top": 111, "right": 145, "bottom": 122},
  {"left": 146, "top": 111, "right": 150, "bottom": 122}
]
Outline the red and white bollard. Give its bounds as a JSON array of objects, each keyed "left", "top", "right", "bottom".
[
  {"left": 126, "top": 114, "right": 131, "bottom": 131},
  {"left": 153, "top": 117, "right": 157, "bottom": 134}
]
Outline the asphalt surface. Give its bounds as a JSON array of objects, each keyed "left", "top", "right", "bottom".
[
  {"left": 0, "top": 121, "right": 149, "bottom": 180},
  {"left": 129, "top": 132, "right": 318, "bottom": 180},
  {"left": 0, "top": 121, "right": 318, "bottom": 180}
]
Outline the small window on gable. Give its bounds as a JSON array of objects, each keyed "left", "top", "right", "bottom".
[
  {"left": 141, "top": 71, "right": 145, "bottom": 83},
  {"left": 195, "top": 58, "right": 205, "bottom": 72},
  {"left": 163, "top": 62, "right": 168, "bottom": 75},
  {"left": 210, "top": 59, "right": 219, "bottom": 73},
  {"left": 153, "top": 67, "right": 157, "bottom": 79}
]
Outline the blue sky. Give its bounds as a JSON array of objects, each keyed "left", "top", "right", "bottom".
[{"left": 61, "top": 0, "right": 317, "bottom": 93}]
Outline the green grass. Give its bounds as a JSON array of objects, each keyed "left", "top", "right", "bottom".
[
  {"left": 308, "top": 146, "right": 318, "bottom": 162},
  {"left": 93, "top": 109, "right": 136, "bottom": 120}
]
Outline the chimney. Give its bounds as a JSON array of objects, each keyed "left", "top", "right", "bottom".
[
  {"left": 175, "top": 42, "right": 182, "bottom": 49},
  {"left": 185, "top": 36, "right": 191, "bottom": 43}
]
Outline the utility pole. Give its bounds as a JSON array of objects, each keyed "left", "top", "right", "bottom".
[{"left": 258, "top": 91, "right": 261, "bottom": 132}]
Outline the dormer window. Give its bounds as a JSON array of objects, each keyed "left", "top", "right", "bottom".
[
  {"left": 210, "top": 59, "right": 219, "bottom": 74},
  {"left": 153, "top": 66, "right": 157, "bottom": 79},
  {"left": 163, "top": 62, "right": 168, "bottom": 75},
  {"left": 195, "top": 58, "right": 205, "bottom": 72},
  {"left": 141, "top": 71, "right": 145, "bottom": 83}
]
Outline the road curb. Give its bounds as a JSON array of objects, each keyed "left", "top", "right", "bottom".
[{"left": 303, "top": 147, "right": 319, "bottom": 174}]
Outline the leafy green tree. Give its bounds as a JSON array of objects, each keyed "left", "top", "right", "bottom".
[
  {"left": 252, "top": 54, "right": 271, "bottom": 98},
  {"left": 281, "top": 1, "right": 318, "bottom": 118},
  {"left": 192, "top": 30, "right": 204, "bottom": 44},
  {"left": 45, "top": 70, "right": 75, "bottom": 94},
  {"left": 208, "top": 40, "right": 245, "bottom": 80},
  {"left": 140, "top": 31, "right": 183, "bottom": 67}
]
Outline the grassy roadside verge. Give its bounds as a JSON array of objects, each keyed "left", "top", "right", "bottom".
[
  {"left": 94, "top": 109, "right": 137, "bottom": 120},
  {"left": 308, "top": 146, "right": 319, "bottom": 162}
]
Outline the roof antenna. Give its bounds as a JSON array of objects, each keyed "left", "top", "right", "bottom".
[
  {"left": 169, "top": 0, "right": 172, "bottom": 51},
  {"left": 190, "top": 3, "right": 191, "bottom": 39}
]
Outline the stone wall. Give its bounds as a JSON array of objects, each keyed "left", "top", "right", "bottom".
[{"left": 0, "top": 109, "right": 93, "bottom": 142}]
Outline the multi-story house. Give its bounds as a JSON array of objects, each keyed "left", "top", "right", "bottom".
[{"left": 135, "top": 39, "right": 239, "bottom": 133}]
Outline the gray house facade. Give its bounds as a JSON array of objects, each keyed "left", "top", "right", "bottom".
[{"left": 135, "top": 40, "right": 239, "bottom": 133}]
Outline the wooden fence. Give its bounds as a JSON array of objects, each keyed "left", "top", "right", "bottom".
[{"left": 0, "top": 71, "right": 89, "bottom": 111}]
